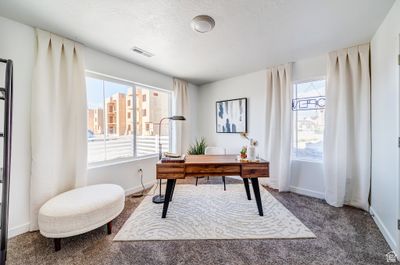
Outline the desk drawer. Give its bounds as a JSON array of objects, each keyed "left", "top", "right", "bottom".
[
  {"left": 157, "top": 164, "right": 185, "bottom": 173},
  {"left": 157, "top": 164, "right": 185, "bottom": 179},
  {"left": 241, "top": 164, "right": 269, "bottom": 178},
  {"left": 157, "top": 173, "right": 185, "bottom": 179},
  {"left": 185, "top": 165, "right": 240, "bottom": 175}
]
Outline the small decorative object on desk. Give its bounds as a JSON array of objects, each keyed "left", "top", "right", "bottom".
[
  {"left": 161, "top": 154, "right": 186, "bottom": 163},
  {"left": 240, "top": 132, "right": 258, "bottom": 161},
  {"left": 164, "top": 152, "right": 182, "bottom": 158},
  {"left": 240, "top": 146, "right": 247, "bottom": 159}
]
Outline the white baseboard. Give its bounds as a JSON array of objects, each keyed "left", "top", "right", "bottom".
[
  {"left": 289, "top": 186, "right": 324, "bottom": 199},
  {"left": 8, "top": 222, "right": 30, "bottom": 239},
  {"left": 370, "top": 206, "right": 399, "bottom": 257}
]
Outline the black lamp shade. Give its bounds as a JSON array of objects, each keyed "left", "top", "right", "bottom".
[{"left": 170, "top": 115, "right": 186, "bottom": 121}]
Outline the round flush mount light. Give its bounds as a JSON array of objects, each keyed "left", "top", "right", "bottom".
[{"left": 191, "top": 15, "right": 215, "bottom": 33}]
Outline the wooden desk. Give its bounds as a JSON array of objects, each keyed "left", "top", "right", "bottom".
[{"left": 156, "top": 155, "right": 269, "bottom": 218}]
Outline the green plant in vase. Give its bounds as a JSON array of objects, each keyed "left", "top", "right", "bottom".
[{"left": 187, "top": 137, "right": 207, "bottom": 155}]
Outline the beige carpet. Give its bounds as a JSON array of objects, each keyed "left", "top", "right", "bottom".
[{"left": 114, "top": 184, "right": 316, "bottom": 241}]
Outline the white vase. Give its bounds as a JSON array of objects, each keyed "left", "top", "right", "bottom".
[{"left": 248, "top": 146, "right": 256, "bottom": 161}]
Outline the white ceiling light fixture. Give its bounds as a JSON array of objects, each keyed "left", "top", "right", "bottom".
[{"left": 191, "top": 15, "right": 215, "bottom": 33}]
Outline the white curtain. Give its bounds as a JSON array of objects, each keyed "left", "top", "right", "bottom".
[
  {"left": 30, "top": 29, "right": 88, "bottom": 230},
  {"left": 264, "top": 63, "right": 292, "bottom": 191},
  {"left": 324, "top": 44, "right": 371, "bottom": 211},
  {"left": 172, "top": 78, "right": 190, "bottom": 155}
]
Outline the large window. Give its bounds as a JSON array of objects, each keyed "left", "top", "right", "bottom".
[
  {"left": 86, "top": 73, "right": 171, "bottom": 164},
  {"left": 292, "top": 79, "right": 326, "bottom": 161}
]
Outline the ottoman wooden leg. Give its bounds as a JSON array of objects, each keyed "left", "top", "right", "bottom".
[
  {"left": 107, "top": 221, "right": 112, "bottom": 235},
  {"left": 54, "top": 238, "right": 61, "bottom": 252}
]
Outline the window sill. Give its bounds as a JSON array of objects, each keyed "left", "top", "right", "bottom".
[{"left": 88, "top": 154, "right": 159, "bottom": 169}]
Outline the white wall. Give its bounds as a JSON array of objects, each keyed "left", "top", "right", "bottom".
[
  {"left": 370, "top": 0, "right": 400, "bottom": 256},
  {"left": 198, "top": 55, "right": 326, "bottom": 195},
  {"left": 0, "top": 16, "right": 35, "bottom": 238},
  {"left": 292, "top": 55, "right": 326, "bottom": 81},
  {"left": 88, "top": 157, "right": 158, "bottom": 195},
  {"left": 199, "top": 70, "right": 267, "bottom": 156},
  {"left": 0, "top": 16, "right": 199, "bottom": 237}
]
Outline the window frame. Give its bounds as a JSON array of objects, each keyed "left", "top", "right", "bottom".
[
  {"left": 291, "top": 77, "right": 326, "bottom": 163},
  {"left": 86, "top": 70, "right": 172, "bottom": 167}
]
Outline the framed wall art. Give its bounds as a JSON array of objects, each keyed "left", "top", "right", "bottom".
[{"left": 216, "top": 98, "right": 247, "bottom": 133}]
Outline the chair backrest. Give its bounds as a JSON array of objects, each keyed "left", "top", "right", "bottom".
[{"left": 205, "top": 146, "right": 226, "bottom": 155}]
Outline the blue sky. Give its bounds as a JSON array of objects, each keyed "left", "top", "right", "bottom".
[{"left": 86, "top": 77, "right": 131, "bottom": 109}]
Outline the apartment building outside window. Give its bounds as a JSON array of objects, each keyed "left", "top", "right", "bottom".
[
  {"left": 86, "top": 73, "right": 171, "bottom": 164},
  {"left": 292, "top": 79, "right": 326, "bottom": 161}
]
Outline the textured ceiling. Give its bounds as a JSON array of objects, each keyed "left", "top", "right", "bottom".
[{"left": 0, "top": 0, "right": 395, "bottom": 85}]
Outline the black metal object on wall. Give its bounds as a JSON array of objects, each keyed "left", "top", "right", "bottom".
[{"left": 0, "top": 58, "right": 13, "bottom": 265}]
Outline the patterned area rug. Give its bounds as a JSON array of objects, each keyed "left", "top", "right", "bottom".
[{"left": 114, "top": 184, "right": 315, "bottom": 241}]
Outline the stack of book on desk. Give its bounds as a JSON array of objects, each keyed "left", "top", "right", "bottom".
[{"left": 161, "top": 153, "right": 186, "bottom": 163}]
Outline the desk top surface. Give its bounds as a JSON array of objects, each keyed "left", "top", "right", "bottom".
[{"left": 159, "top": 155, "right": 268, "bottom": 165}]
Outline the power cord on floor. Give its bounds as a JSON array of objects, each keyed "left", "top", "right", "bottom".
[{"left": 130, "top": 169, "right": 158, "bottom": 198}]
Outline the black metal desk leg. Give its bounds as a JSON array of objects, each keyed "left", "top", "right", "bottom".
[
  {"left": 162, "top": 179, "right": 175, "bottom": 218},
  {"left": 170, "top": 179, "right": 177, "bottom": 201},
  {"left": 243, "top": 178, "right": 251, "bottom": 200},
  {"left": 250, "top": 178, "right": 263, "bottom": 216}
]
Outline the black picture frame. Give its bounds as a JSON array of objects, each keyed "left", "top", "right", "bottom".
[{"left": 215, "top": 97, "right": 247, "bottom": 133}]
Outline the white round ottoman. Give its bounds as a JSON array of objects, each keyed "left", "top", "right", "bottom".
[{"left": 38, "top": 184, "right": 125, "bottom": 251}]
